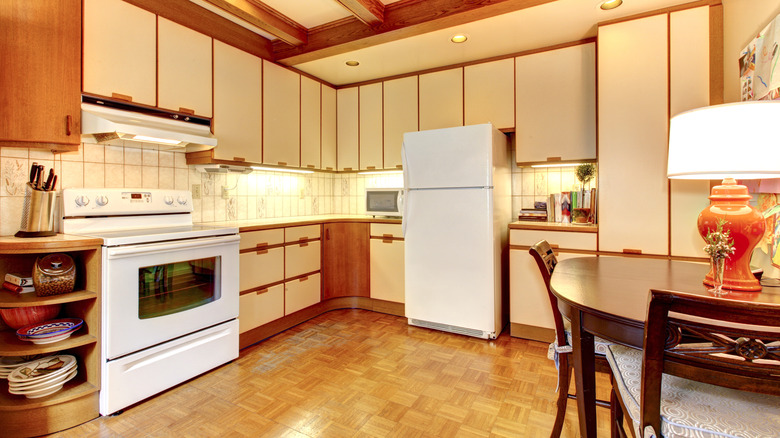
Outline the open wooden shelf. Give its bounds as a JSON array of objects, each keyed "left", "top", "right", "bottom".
[
  {"left": 0, "top": 377, "right": 98, "bottom": 410},
  {"left": 0, "top": 330, "right": 97, "bottom": 356},
  {"left": 0, "top": 289, "right": 97, "bottom": 307}
]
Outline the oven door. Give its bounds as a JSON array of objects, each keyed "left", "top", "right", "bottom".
[{"left": 103, "top": 234, "right": 239, "bottom": 360}]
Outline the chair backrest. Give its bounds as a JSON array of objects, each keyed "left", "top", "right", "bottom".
[
  {"left": 640, "top": 289, "right": 780, "bottom": 435},
  {"left": 529, "top": 240, "right": 567, "bottom": 347}
]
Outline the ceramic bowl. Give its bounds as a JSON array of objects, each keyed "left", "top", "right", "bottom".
[{"left": 0, "top": 304, "right": 61, "bottom": 329}]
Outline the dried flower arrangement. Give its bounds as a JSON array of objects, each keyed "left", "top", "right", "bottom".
[{"left": 703, "top": 218, "right": 736, "bottom": 260}]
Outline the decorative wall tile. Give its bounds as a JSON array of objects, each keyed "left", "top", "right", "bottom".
[{"left": 2, "top": 158, "right": 28, "bottom": 196}]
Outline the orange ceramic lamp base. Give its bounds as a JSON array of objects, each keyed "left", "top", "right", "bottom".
[{"left": 698, "top": 178, "right": 763, "bottom": 292}]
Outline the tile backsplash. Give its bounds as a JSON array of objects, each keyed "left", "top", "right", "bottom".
[{"left": 0, "top": 142, "right": 591, "bottom": 235}]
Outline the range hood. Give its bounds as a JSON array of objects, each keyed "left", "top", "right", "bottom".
[{"left": 81, "top": 97, "right": 217, "bottom": 150}]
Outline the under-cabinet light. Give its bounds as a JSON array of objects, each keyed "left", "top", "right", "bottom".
[
  {"left": 127, "top": 135, "right": 183, "bottom": 145},
  {"left": 250, "top": 166, "right": 314, "bottom": 174},
  {"left": 358, "top": 170, "right": 404, "bottom": 175},
  {"left": 530, "top": 163, "right": 585, "bottom": 168}
]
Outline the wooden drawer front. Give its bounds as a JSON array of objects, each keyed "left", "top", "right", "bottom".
[
  {"left": 285, "top": 240, "right": 321, "bottom": 278},
  {"left": 239, "top": 284, "right": 284, "bottom": 333},
  {"left": 370, "top": 223, "right": 403, "bottom": 239},
  {"left": 285, "top": 225, "right": 320, "bottom": 243},
  {"left": 239, "top": 247, "right": 284, "bottom": 292},
  {"left": 509, "top": 229, "right": 596, "bottom": 251},
  {"left": 240, "top": 228, "right": 284, "bottom": 251},
  {"left": 370, "top": 238, "right": 405, "bottom": 303},
  {"left": 285, "top": 273, "right": 321, "bottom": 315}
]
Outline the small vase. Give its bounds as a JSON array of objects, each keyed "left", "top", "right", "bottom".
[{"left": 709, "top": 257, "right": 726, "bottom": 296}]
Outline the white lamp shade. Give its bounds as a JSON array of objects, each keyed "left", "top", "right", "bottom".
[{"left": 667, "top": 101, "right": 780, "bottom": 179}]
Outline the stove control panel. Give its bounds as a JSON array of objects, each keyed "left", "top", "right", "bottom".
[{"left": 62, "top": 188, "right": 194, "bottom": 217}]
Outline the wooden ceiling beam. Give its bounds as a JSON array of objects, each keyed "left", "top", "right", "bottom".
[
  {"left": 273, "top": 0, "right": 556, "bottom": 65},
  {"left": 335, "top": 0, "right": 385, "bottom": 26},
  {"left": 204, "top": 0, "right": 308, "bottom": 46}
]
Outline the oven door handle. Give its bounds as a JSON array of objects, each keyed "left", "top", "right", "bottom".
[{"left": 106, "top": 234, "right": 240, "bottom": 259}]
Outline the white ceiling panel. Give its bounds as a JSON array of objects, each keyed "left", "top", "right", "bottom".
[{"left": 261, "top": 0, "right": 352, "bottom": 29}]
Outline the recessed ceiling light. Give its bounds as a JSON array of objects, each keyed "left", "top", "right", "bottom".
[
  {"left": 599, "top": 0, "right": 623, "bottom": 10},
  {"left": 345, "top": 60, "right": 359, "bottom": 67},
  {"left": 450, "top": 34, "right": 468, "bottom": 43}
]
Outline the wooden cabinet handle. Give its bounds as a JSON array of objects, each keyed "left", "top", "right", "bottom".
[
  {"left": 326, "top": 167, "right": 333, "bottom": 170},
  {"left": 256, "top": 288, "right": 268, "bottom": 295},
  {"left": 382, "top": 233, "right": 394, "bottom": 238},
  {"left": 111, "top": 92, "right": 133, "bottom": 102},
  {"left": 623, "top": 248, "right": 642, "bottom": 255},
  {"left": 306, "top": 164, "right": 315, "bottom": 168},
  {"left": 233, "top": 157, "right": 246, "bottom": 162},
  {"left": 65, "top": 115, "right": 72, "bottom": 136},
  {"left": 300, "top": 276, "right": 309, "bottom": 282},
  {"left": 382, "top": 238, "right": 394, "bottom": 244},
  {"left": 278, "top": 161, "right": 287, "bottom": 166},
  {"left": 326, "top": 229, "right": 330, "bottom": 240},
  {"left": 343, "top": 167, "right": 353, "bottom": 171},
  {"left": 396, "top": 165, "right": 403, "bottom": 169},
  {"left": 256, "top": 249, "right": 268, "bottom": 255},
  {"left": 366, "top": 166, "right": 376, "bottom": 170},
  {"left": 179, "top": 107, "right": 195, "bottom": 115},
  {"left": 546, "top": 156, "right": 562, "bottom": 162},
  {"left": 299, "top": 242, "right": 308, "bottom": 247}
]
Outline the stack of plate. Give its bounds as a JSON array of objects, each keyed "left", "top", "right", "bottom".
[
  {"left": 16, "top": 318, "right": 83, "bottom": 344},
  {"left": 7, "top": 355, "right": 77, "bottom": 398},
  {"left": 0, "top": 356, "right": 40, "bottom": 379}
]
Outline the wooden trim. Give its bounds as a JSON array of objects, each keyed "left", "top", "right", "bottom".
[
  {"left": 510, "top": 322, "right": 554, "bottom": 343},
  {"left": 597, "top": 0, "right": 721, "bottom": 27},
  {"left": 667, "top": 12, "right": 672, "bottom": 257},
  {"left": 273, "top": 0, "right": 556, "bottom": 65},
  {"left": 123, "top": 0, "right": 273, "bottom": 60},
  {"left": 204, "top": 0, "right": 307, "bottom": 46},
  {"left": 508, "top": 222, "right": 598, "bottom": 233},
  {"left": 238, "top": 296, "right": 404, "bottom": 349},
  {"left": 336, "top": 37, "right": 597, "bottom": 89},
  {"left": 709, "top": 3, "right": 724, "bottom": 105}
]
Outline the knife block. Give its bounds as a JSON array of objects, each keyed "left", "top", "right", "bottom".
[{"left": 16, "top": 183, "right": 57, "bottom": 237}]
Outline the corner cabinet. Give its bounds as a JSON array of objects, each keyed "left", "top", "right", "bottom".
[
  {"left": 0, "top": 236, "right": 102, "bottom": 438},
  {"left": 0, "top": 0, "right": 81, "bottom": 151}
]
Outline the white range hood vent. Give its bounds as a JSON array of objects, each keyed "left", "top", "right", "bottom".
[
  {"left": 194, "top": 164, "right": 252, "bottom": 174},
  {"left": 81, "top": 96, "right": 217, "bottom": 150}
]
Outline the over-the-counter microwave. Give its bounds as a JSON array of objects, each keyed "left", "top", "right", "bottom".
[{"left": 365, "top": 188, "right": 404, "bottom": 217}]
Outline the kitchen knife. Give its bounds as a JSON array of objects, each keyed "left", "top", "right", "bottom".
[
  {"left": 34, "top": 165, "right": 44, "bottom": 190},
  {"left": 43, "top": 168, "right": 54, "bottom": 191},
  {"left": 29, "top": 162, "right": 39, "bottom": 185},
  {"left": 49, "top": 175, "right": 57, "bottom": 192}
]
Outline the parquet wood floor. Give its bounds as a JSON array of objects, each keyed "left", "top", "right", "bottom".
[{"left": 49, "top": 309, "right": 612, "bottom": 437}]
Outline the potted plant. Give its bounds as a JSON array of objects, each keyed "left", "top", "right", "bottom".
[{"left": 575, "top": 163, "right": 596, "bottom": 189}]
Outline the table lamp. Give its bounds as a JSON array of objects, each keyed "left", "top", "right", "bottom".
[{"left": 667, "top": 101, "right": 780, "bottom": 292}]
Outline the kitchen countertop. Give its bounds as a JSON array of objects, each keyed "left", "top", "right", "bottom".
[
  {"left": 509, "top": 221, "right": 597, "bottom": 233},
  {"left": 202, "top": 215, "right": 402, "bottom": 233}
]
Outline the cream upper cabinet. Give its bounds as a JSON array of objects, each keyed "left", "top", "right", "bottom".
[
  {"left": 301, "top": 76, "right": 321, "bottom": 169},
  {"left": 669, "top": 7, "right": 711, "bottom": 259},
  {"left": 157, "top": 18, "right": 212, "bottom": 117},
  {"left": 337, "top": 87, "right": 359, "bottom": 171},
  {"left": 212, "top": 40, "right": 262, "bottom": 163},
  {"left": 464, "top": 59, "right": 515, "bottom": 129},
  {"left": 419, "top": 68, "right": 463, "bottom": 131},
  {"left": 598, "top": 15, "right": 669, "bottom": 256},
  {"left": 383, "top": 76, "right": 417, "bottom": 169},
  {"left": 359, "top": 83, "right": 384, "bottom": 170},
  {"left": 83, "top": 0, "right": 156, "bottom": 106},
  {"left": 515, "top": 43, "right": 596, "bottom": 164},
  {"left": 322, "top": 85, "right": 337, "bottom": 171},
  {"left": 263, "top": 61, "right": 300, "bottom": 167}
]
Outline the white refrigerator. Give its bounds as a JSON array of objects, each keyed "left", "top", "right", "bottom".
[{"left": 402, "top": 123, "right": 511, "bottom": 339}]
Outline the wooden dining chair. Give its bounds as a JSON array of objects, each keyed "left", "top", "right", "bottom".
[
  {"left": 529, "top": 240, "right": 613, "bottom": 438},
  {"left": 607, "top": 288, "right": 780, "bottom": 438}
]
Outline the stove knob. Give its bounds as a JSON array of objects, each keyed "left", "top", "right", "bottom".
[
  {"left": 95, "top": 195, "right": 109, "bottom": 207},
  {"left": 75, "top": 195, "right": 90, "bottom": 207},
  {"left": 164, "top": 195, "right": 174, "bottom": 206},
  {"left": 177, "top": 196, "right": 188, "bottom": 206}
]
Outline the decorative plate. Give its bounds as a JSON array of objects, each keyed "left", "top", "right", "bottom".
[
  {"left": 16, "top": 318, "right": 83, "bottom": 338},
  {"left": 8, "top": 368, "right": 77, "bottom": 398},
  {"left": 7, "top": 355, "right": 76, "bottom": 384}
]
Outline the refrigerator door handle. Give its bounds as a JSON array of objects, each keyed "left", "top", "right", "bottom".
[{"left": 402, "top": 141, "right": 410, "bottom": 237}]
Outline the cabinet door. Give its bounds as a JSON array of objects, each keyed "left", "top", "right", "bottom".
[
  {"left": 239, "top": 247, "right": 284, "bottom": 291},
  {"left": 370, "top": 238, "right": 404, "bottom": 303},
  {"left": 669, "top": 7, "right": 711, "bottom": 258},
  {"left": 322, "top": 223, "right": 369, "bottom": 299},
  {"left": 359, "top": 83, "right": 384, "bottom": 170},
  {"left": 598, "top": 16, "right": 668, "bottom": 255},
  {"left": 337, "top": 88, "right": 359, "bottom": 171},
  {"left": 285, "top": 241, "right": 321, "bottom": 278},
  {"left": 263, "top": 61, "right": 300, "bottom": 167},
  {"left": 83, "top": 0, "right": 156, "bottom": 106},
  {"left": 383, "top": 77, "right": 417, "bottom": 169},
  {"left": 285, "top": 273, "right": 321, "bottom": 315},
  {"left": 464, "top": 59, "right": 515, "bottom": 129},
  {"left": 301, "top": 76, "right": 321, "bottom": 169},
  {"left": 515, "top": 43, "right": 596, "bottom": 164},
  {"left": 321, "top": 85, "right": 338, "bottom": 171},
  {"left": 158, "top": 17, "right": 212, "bottom": 117},
  {"left": 0, "top": 0, "right": 81, "bottom": 148},
  {"left": 239, "top": 284, "right": 284, "bottom": 333},
  {"left": 419, "top": 69, "right": 463, "bottom": 131},
  {"left": 212, "top": 40, "right": 262, "bottom": 163}
]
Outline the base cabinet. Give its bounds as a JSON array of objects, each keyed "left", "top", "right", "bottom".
[
  {"left": 369, "top": 224, "right": 404, "bottom": 303},
  {"left": 239, "top": 284, "right": 284, "bottom": 333},
  {"left": 285, "top": 273, "right": 321, "bottom": 315},
  {"left": 323, "top": 223, "right": 369, "bottom": 299}
]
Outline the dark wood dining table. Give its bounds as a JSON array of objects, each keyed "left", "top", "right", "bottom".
[{"left": 549, "top": 256, "right": 780, "bottom": 438}]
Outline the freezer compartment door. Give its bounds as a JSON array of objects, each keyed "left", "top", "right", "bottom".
[
  {"left": 404, "top": 188, "right": 500, "bottom": 335},
  {"left": 402, "top": 124, "right": 495, "bottom": 189}
]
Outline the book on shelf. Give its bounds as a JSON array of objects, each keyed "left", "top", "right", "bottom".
[
  {"left": 4, "top": 272, "right": 32, "bottom": 287},
  {"left": 2, "top": 281, "right": 34, "bottom": 294}
]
